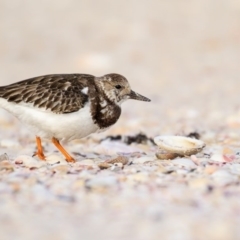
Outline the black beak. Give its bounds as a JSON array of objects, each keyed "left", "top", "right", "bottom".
[{"left": 129, "top": 90, "right": 151, "bottom": 102}]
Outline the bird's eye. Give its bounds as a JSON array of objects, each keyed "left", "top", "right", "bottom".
[{"left": 115, "top": 85, "right": 122, "bottom": 89}]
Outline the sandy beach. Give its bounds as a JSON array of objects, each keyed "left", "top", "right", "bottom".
[{"left": 0, "top": 1, "right": 240, "bottom": 239}]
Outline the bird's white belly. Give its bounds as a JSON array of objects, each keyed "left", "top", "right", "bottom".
[{"left": 0, "top": 98, "right": 99, "bottom": 140}]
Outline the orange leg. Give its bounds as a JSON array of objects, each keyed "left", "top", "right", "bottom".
[
  {"left": 32, "top": 136, "right": 46, "bottom": 160},
  {"left": 52, "top": 137, "right": 76, "bottom": 163}
]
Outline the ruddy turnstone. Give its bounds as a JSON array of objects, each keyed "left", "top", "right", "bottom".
[{"left": 0, "top": 73, "right": 150, "bottom": 162}]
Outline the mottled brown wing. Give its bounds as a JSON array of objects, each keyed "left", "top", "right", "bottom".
[{"left": 0, "top": 74, "right": 95, "bottom": 114}]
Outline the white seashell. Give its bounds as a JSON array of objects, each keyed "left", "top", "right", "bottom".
[
  {"left": 45, "top": 154, "right": 66, "bottom": 165},
  {"left": 154, "top": 136, "right": 205, "bottom": 156},
  {"left": 171, "top": 158, "right": 197, "bottom": 169},
  {"left": 210, "top": 153, "right": 225, "bottom": 162}
]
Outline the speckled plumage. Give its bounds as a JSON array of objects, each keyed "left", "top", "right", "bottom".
[
  {"left": 0, "top": 73, "right": 151, "bottom": 162},
  {"left": 0, "top": 74, "right": 92, "bottom": 114}
]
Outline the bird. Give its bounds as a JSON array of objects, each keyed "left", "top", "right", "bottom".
[{"left": 0, "top": 73, "right": 151, "bottom": 162}]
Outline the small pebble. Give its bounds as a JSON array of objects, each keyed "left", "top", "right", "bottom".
[
  {"left": 51, "top": 165, "right": 70, "bottom": 174},
  {"left": 106, "top": 155, "right": 129, "bottom": 165},
  {"left": 132, "top": 156, "right": 154, "bottom": 164},
  {"left": 0, "top": 160, "right": 14, "bottom": 172},
  {"left": 171, "top": 158, "right": 197, "bottom": 169},
  {"left": 98, "top": 162, "right": 112, "bottom": 169},
  {"left": 46, "top": 154, "right": 67, "bottom": 165},
  {"left": 15, "top": 155, "right": 45, "bottom": 168},
  {"left": 80, "top": 159, "right": 95, "bottom": 166},
  {"left": 111, "top": 163, "right": 123, "bottom": 171},
  {"left": 156, "top": 151, "right": 179, "bottom": 160},
  {"left": 0, "top": 153, "right": 9, "bottom": 161},
  {"left": 175, "top": 169, "right": 189, "bottom": 175},
  {"left": 210, "top": 153, "right": 226, "bottom": 162},
  {"left": 204, "top": 165, "right": 218, "bottom": 174}
]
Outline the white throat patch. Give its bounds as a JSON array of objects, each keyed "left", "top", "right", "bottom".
[{"left": 81, "top": 87, "right": 89, "bottom": 95}]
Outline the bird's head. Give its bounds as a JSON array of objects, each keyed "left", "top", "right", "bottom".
[{"left": 95, "top": 73, "right": 151, "bottom": 105}]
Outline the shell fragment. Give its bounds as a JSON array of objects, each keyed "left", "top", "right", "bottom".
[{"left": 154, "top": 136, "right": 206, "bottom": 156}]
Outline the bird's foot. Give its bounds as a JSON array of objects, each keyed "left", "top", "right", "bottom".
[
  {"left": 65, "top": 156, "right": 76, "bottom": 163},
  {"left": 33, "top": 136, "right": 46, "bottom": 161},
  {"left": 51, "top": 137, "right": 76, "bottom": 163},
  {"left": 32, "top": 151, "right": 46, "bottom": 161}
]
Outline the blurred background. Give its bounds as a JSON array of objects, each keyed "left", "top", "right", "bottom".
[{"left": 1, "top": 0, "right": 240, "bottom": 135}]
